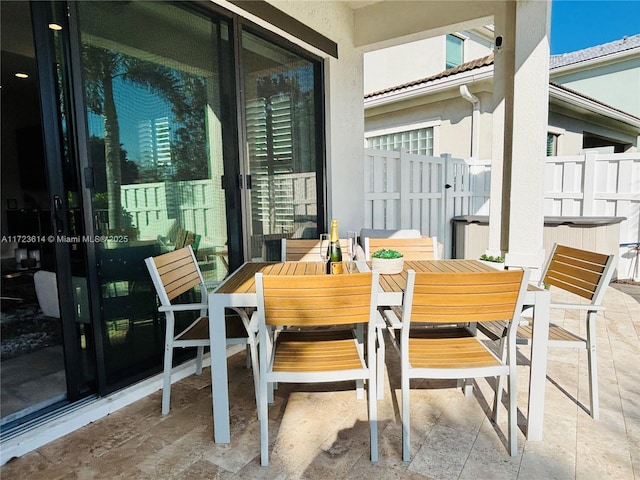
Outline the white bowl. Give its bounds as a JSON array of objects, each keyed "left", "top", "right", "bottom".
[{"left": 371, "top": 257, "right": 404, "bottom": 274}]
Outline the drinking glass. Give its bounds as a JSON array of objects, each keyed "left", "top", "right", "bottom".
[
  {"left": 319, "top": 233, "right": 330, "bottom": 268},
  {"left": 347, "top": 231, "right": 358, "bottom": 272}
]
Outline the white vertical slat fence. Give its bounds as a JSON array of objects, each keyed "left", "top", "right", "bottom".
[
  {"left": 364, "top": 148, "right": 490, "bottom": 258},
  {"left": 365, "top": 149, "right": 639, "bottom": 277}
]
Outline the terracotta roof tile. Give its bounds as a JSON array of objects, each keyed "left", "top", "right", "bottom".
[{"left": 365, "top": 53, "right": 494, "bottom": 98}]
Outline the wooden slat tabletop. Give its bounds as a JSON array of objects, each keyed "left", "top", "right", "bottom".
[
  {"left": 373, "top": 259, "right": 496, "bottom": 293},
  {"left": 214, "top": 261, "right": 327, "bottom": 294}
]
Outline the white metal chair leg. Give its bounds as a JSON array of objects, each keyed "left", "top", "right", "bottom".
[
  {"left": 195, "top": 345, "right": 204, "bottom": 375},
  {"left": 248, "top": 339, "right": 261, "bottom": 420},
  {"left": 401, "top": 372, "right": 411, "bottom": 461},
  {"left": 377, "top": 324, "right": 385, "bottom": 399},
  {"left": 356, "top": 323, "right": 364, "bottom": 399},
  {"left": 493, "top": 335, "right": 507, "bottom": 422},
  {"left": 162, "top": 340, "right": 174, "bottom": 415},
  {"left": 369, "top": 370, "right": 378, "bottom": 461},
  {"left": 259, "top": 373, "right": 270, "bottom": 466},
  {"left": 508, "top": 362, "right": 518, "bottom": 456},
  {"left": 586, "top": 312, "right": 599, "bottom": 420}
]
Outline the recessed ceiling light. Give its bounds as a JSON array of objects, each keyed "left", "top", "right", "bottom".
[
  {"left": 15, "top": 73, "right": 29, "bottom": 79},
  {"left": 48, "top": 23, "right": 63, "bottom": 31}
]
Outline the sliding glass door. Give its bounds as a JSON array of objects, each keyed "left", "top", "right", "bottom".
[
  {"left": 2, "top": 0, "right": 326, "bottom": 412},
  {"left": 240, "top": 29, "right": 325, "bottom": 261},
  {"left": 74, "top": 1, "right": 236, "bottom": 389}
]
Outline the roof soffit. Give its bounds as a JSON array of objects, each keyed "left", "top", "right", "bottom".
[{"left": 353, "top": 0, "right": 498, "bottom": 51}]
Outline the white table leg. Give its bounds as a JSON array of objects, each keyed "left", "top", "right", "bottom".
[
  {"left": 209, "top": 295, "right": 230, "bottom": 443},
  {"left": 526, "top": 289, "right": 550, "bottom": 441}
]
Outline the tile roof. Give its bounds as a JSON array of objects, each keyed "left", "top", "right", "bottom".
[
  {"left": 550, "top": 33, "right": 640, "bottom": 69},
  {"left": 365, "top": 35, "right": 640, "bottom": 119},
  {"left": 365, "top": 53, "right": 494, "bottom": 99}
]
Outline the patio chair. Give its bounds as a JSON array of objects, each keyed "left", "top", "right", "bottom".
[
  {"left": 490, "top": 243, "right": 616, "bottom": 420},
  {"left": 145, "top": 245, "right": 259, "bottom": 415},
  {"left": 396, "top": 269, "right": 530, "bottom": 460},
  {"left": 280, "top": 238, "right": 351, "bottom": 261},
  {"left": 254, "top": 271, "right": 379, "bottom": 466},
  {"left": 363, "top": 236, "right": 439, "bottom": 260}
]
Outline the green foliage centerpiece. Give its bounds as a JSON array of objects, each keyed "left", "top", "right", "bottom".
[{"left": 371, "top": 249, "right": 404, "bottom": 274}]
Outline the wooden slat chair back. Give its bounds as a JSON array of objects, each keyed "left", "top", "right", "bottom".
[
  {"left": 542, "top": 244, "right": 612, "bottom": 303},
  {"left": 364, "top": 236, "right": 439, "bottom": 261},
  {"left": 281, "top": 238, "right": 350, "bottom": 262},
  {"left": 145, "top": 246, "right": 258, "bottom": 416},
  {"left": 494, "top": 243, "right": 616, "bottom": 420},
  {"left": 255, "top": 272, "right": 379, "bottom": 466},
  {"left": 398, "top": 269, "right": 529, "bottom": 460}
]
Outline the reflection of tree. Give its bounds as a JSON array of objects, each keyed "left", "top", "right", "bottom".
[
  {"left": 89, "top": 136, "right": 138, "bottom": 188},
  {"left": 82, "top": 45, "right": 206, "bottom": 230},
  {"left": 172, "top": 76, "right": 208, "bottom": 180}
]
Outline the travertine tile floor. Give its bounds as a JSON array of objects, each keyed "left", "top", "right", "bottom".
[{"left": 2, "top": 284, "right": 639, "bottom": 479}]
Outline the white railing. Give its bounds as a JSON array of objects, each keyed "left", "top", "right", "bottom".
[{"left": 364, "top": 149, "right": 640, "bottom": 277}]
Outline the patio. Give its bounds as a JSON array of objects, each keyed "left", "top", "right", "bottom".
[{"left": 2, "top": 283, "right": 638, "bottom": 479}]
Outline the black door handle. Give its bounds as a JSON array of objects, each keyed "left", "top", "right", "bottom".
[{"left": 53, "top": 195, "right": 64, "bottom": 234}]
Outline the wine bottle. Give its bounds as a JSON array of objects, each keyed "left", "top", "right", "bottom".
[{"left": 327, "top": 219, "right": 343, "bottom": 274}]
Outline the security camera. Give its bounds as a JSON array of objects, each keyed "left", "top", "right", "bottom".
[{"left": 495, "top": 35, "right": 503, "bottom": 50}]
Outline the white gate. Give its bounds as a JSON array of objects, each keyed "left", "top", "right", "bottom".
[{"left": 363, "top": 148, "right": 490, "bottom": 257}]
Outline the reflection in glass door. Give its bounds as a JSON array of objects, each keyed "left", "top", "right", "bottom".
[
  {"left": 240, "top": 29, "right": 324, "bottom": 261},
  {"left": 75, "top": 1, "right": 232, "bottom": 389},
  {"left": 1, "top": 1, "right": 96, "bottom": 428}
]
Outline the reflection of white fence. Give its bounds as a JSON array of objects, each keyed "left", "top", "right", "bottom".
[
  {"left": 121, "top": 172, "right": 317, "bottom": 246},
  {"left": 121, "top": 179, "right": 226, "bottom": 245},
  {"left": 364, "top": 149, "right": 640, "bottom": 277}
]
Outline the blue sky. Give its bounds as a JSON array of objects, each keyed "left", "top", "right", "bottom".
[{"left": 551, "top": 0, "right": 640, "bottom": 54}]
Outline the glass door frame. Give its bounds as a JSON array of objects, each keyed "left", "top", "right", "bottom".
[
  {"left": 31, "top": 1, "right": 97, "bottom": 403},
  {"left": 232, "top": 17, "right": 328, "bottom": 263},
  {"left": 27, "top": 0, "right": 328, "bottom": 399}
]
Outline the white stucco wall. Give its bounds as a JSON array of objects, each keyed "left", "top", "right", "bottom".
[
  {"left": 364, "top": 30, "right": 493, "bottom": 94},
  {"left": 365, "top": 87, "right": 494, "bottom": 159},
  {"left": 549, "top": 108, "right": 640, "bottom": 155},
  {"left": 364, "top": 37, "right": 445, "bottom": 94},
  {"left": 552, "top": 56, "right": 640, "bottom": 117}
]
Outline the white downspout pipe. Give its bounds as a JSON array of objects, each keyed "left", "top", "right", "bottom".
[{"left": 460, "top": 84, "right": 480, "bottom": 159}]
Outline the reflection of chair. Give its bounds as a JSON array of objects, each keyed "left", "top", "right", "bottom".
[
  {"left": 255, "top": 272, "right": 380, "bottom": 466},
  {"left": 174, "top": 229, "right": 200, "bottom": 252},
  {"left": 145, "top": 246, "right": 258, "bottom": 415},
  {"left": 363, "top": 236, "right": 439, "bottom": 260},
  {"left": 395, "top": 269, "right": 529, "bottom": 460},
  {"left": 281, "top": 238, "right": 351, "bottom": 261},
  {"left": 34, "top": 270, "right": 90, "bottom": 323},
  {"left": 490, "top": 243, "right": 616, "bottom": 420}
]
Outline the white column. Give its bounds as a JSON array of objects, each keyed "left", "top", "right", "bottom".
[{"left": 489, "top": 0, "right": 551, "bottom": 268}]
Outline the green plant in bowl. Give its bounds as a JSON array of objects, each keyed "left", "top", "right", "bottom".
[
  {"left": 372, "top": 249, "right": 403, "bottom": 259},
  {"left": 371, "top": 249, "right": 404, "bottom": 274},
  {"left": 480, "top": 253, "right": 504, "bottom": 263}
]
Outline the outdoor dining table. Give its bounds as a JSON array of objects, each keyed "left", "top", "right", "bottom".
[{"left": 207, "top": 259, "right": 550, "bottom": 444}]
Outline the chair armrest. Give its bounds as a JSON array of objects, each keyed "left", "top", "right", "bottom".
[
  {"left": 158, "top": 303, "right": 207, "bottom": 312},
  {"left": 549, "top": 303, "right": 605, "bottom": 312},
  {"left": 381, "top": 308, "right": 403, "bottom": 329},
  {"left": 248, "top": 311, "right": 259, "bottom": 334},
  {"left": 375, "top": 311, "right": 388, "bottom": 330}
]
